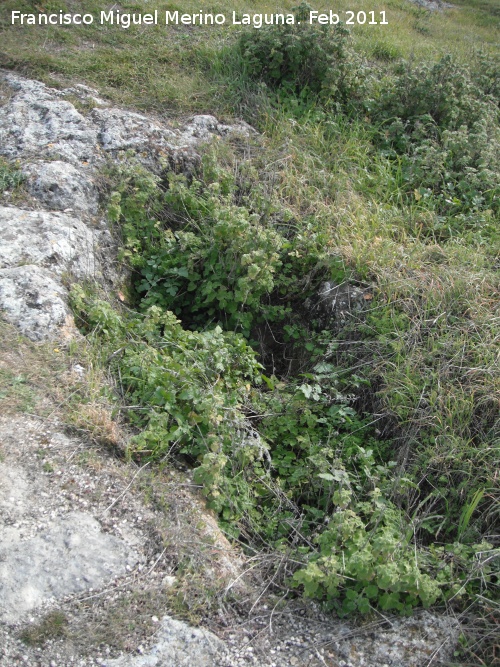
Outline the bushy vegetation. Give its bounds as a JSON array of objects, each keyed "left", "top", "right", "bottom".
[
  {"left": 3, "top": 0, "right": 498, "bottom": 660},
  {"left": 71, "top": 283, "right": 494, "bottom": 616},
  {"left": 238, "top": 2, "right": 364, "bottom": 109},
  {"left": 368, "top": 54, "right": 500, "bottom": 223},
  {"left": 236, "top": 5, "right": 500, "bottom": 229},
  {"left": 108, "top": 160, "right": 285, "bottom": 336},
  {"left": 71, "top": 139, "right": 497, "bottom": 618}
]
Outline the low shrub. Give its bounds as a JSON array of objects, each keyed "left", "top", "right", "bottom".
[
  {"left": 237, "top": 2, "right": 364, "bottom": 110},
  {"left": 70, "top": 288, "right": 262, "bottom": 462},
  {"left": 108, "top": 152, "right": 330, "bottom": 338},
  {"left": 369, "top": 55, "right": 500, "bottom": 221}
]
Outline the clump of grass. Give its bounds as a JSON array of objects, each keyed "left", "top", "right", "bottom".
[
  {"left": 0, "top": 158, "right": 24, "bottom": 193},
  {"left": 70, "top": 402, "right": 125, "bottom": 450},
  {"left": 19, "top": 611, "right": 68, "bottom": 646}
]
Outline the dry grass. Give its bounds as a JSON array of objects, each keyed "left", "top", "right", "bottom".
[
  {"left": 19, "top": 611, "right": 69, "bottom": 647},
  {"left": 0, "top": 319, "right": 69, "bottom": 415},
  {"left": 0, "top": 0, "right": 497, "bottom": 117}
]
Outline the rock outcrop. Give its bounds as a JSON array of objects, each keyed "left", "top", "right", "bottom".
[
  {"left": 305, "top": 280, "right": 371, "bottom": 330},
  {"left": 0, "top": 70, "right": 254, "bottom": 341}
]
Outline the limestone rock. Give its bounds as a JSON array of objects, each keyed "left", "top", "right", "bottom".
[
  {"left": 0, "top": 511, "right": 138, "bottom": 623},
  {"left": 0, "top": 74, "right": 98, "bottom": 165},
  {"left": 91, "top": 108, "right": 255, "bottom": 171},
  {"left": 182, "top": 114, "right": 255, "bottom": 144},
  {"left": 306, "top": 281, "right": 370, "bottom": 327},
  {"left": 0, "top": 463, "right": 30, "bottom": 519},
  {"left": 0, "top": 206, "right": 98, "bottom": 278},
  {"left": 59, "top": 82, "right": 108, "bottom": 107},
  {"left": 0, "top": 265, "right": 73, "bottom": 340},
  {"left": 91, "top": 107, "right": 179, "bottom": 153},
  {"left": 22, "top": 161, "right": 99, "bottom": 215},
  {"left": 333, "top": 611, "right": 459, "bottom": 666}
]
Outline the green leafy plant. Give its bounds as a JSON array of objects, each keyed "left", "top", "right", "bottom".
[
  {"left": 109, "top": 157, "right": 285, "bottom": 336},
  {"left": 73, "top": 283, "right": 496, "bottom": 615},
  {"left": 237, "top": 2, "right": 364, "bottom": 109},
  {"left": 293, "top": 493, "right": 494, "bottom": 615},
  {"left": 70, "top": 286, "right": 263, "bottom": 462},
  {"left": 369, "top": 55, "right": 500, "bottom": 222}
]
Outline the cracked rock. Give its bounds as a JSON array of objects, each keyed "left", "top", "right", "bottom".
[
  {"left": 104, "top": 615, "right": 224, "bottom": 667},
  {"left": 0, "top": 74, "right": 98, "bottom": 165}
]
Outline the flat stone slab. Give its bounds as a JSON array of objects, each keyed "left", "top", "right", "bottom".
[
  {"left": 0, "top": 72, "right": 255, "bottom": 171},
  {"left": 0, "top": 511, "right": 138, "bottom": 623},
  {"left": 0, "top": 463, "right": 30, "bottom": 518},
  {"left": 333, "top": 611, "right": 459, "bottom": 666},
  {"left": 0, "top": 75, "right": 98, "bottom": 165}
]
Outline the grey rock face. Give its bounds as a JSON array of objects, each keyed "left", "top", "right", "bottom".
[
  {"left": 22, "top": 161, "right": 99, "bottom": 215},
  {"left": 90, "top": 108, "right": 255, "bottom": 172},
  {"left": 59, "top": 82, "right": 108, "bottom": 107},
  {"left": 0, "top": 75, "right": 98, "bottom": 165},
  {"left": 0, "top": 511, "right": 138, "bottom": 623},
  {"left": 91, "top": 108, "right": 254, "bottom": 154},
  {"left": 0, "top": 206, "right": 98, "bottom": 278},
  {"left": 91, "top": 107, "right": 179, "bottom": 153},
  {"left": 104, "top": 616, "right": 224, "bottom": 667},
  {"left": 0, "top": 464, "right": 30, "bottom": 518},
  {"left": 182, "top": 114, "right": 254, "bottom": 143},
  {"left": 0, "top": 265, "right": 72, "bottom": 340},
  {"left": 0, "top": 70, "right": 257, "bottom": 340}
]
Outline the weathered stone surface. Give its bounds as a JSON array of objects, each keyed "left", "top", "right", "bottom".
[
  {"left": 0, "top": 70, "right": 258, "bottom": 340},
  {"left": 0, "top": 463, "right": 30, "bottom": 518},
  {"left": 0, "top": 74, "right": 98, "bottom": 164},
  {"left": 91, "top": 108, "right": 254, "bottom": 154},
  {"left": 0, "top": 206, "right": 98, "bottom": 278},
  {"left": 181, "top": 114, "right": 255, "bottom": 144},
  {"left": 0, "top": 511, "right": 138, "bottom": 623},
  {"left": 104, "top": 616, "right": 224, "bottom": 667},
  {"left": 22, "top": 161, "right": 99, "bottom": 215},
  {"left": 59, "top": 82, "right": 108, "bottom": 107},
  {"left": 90, "top": 108, "right": 255, "bottom": 172},
  {"left": 91, "top": 107, "right": 179, "bottom": 153},
  {"left": 0, "top": 265, "right": 72, "bottom": 340},
  {"left": 0, "top": 71, "right": 255, "bottom": 172}
]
